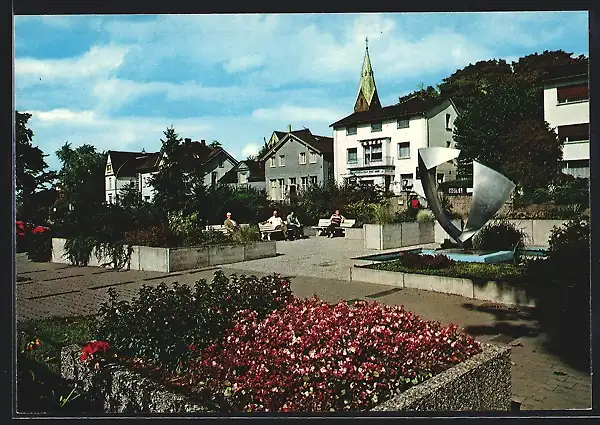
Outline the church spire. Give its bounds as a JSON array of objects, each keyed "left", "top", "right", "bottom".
[{"left": 354, "top": 37, "right": 382, "bottom": 113}]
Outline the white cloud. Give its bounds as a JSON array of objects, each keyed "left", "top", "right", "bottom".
[
  {"left": 224, "top": 54, "right": 264, "bottom": 73},
  {"left": 34, "top": 108, "right": 98, "bottom": 124},
  {"left": 241, "top": 143, "right": 260, "bottom": 158},
  {"left": 252, "top": 105, "right": 345, "bottom": 123}
]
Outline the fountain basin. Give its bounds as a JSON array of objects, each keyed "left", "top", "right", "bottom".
[{"left": 355, "top": 247, "right": 547, "bottom": 264}]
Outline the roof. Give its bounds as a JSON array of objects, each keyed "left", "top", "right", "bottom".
[
  {"left": 354, "top": 41, "right": 381, "bottom": 113},
  {"left": 260, "top": 129, "right": 334, "bottom": 161},
  {"left": 107, "top": 151, "right": 160, "bottom": 177},
  {"left": 166, "top": 142, "right": 238, "bottom": 169},
  {"left": 219, "top": 159, "right": 266, "bottom": 184},
  {"left": 543, "top": 61, "right": 589, "bottom": 83},
  {"left": 330, "top": 96, "right": 450, "bottom": 128}
]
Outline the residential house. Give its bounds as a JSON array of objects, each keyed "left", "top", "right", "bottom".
[
  {"left": 260, "top": 129, "right": 334, "bottom": 201},
  {"left": 219, "top": 159, "right": 266, "bottom": 191},
  {"left": 330, "top": 41, "right": 459, "bottom": 195},
  {"left": 104, "top": 139, "right": 238, "bottom": 204},
  {"left": 543, "top": 61, "right": 589, "bottom": 178}
]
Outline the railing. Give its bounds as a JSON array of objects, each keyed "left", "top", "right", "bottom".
[{"left": 346, "top": 156, "right": 395, "bottom": 169}]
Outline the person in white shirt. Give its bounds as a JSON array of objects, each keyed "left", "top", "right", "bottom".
[{"left": 265, "top": 210, "right": 287, "bottom": 237}]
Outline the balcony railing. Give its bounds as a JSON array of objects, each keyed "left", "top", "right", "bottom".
[{"left": 346, "top": 156, "right": 395, "bottom": 169}]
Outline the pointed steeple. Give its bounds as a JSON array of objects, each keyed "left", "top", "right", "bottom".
[{"left": 354, "top": 37, "right": 382, "bottom": 113}]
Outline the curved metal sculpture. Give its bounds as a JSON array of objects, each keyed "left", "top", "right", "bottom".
[{"left": 417, "top": 147, "right": 515, "bottom": 247}]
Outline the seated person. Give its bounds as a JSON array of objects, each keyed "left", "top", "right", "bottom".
[
  {"left": 223, "top": 212, "right": 238, "bottom": 234},
  {"left": 326, "top": 209, "right": 345, "bottom": 238},
  {"left": 264, "top": 210, "right": 287, "bottom": 237},
  {"left": 286, "top": 210, "right": 303, "bottom": 240}
]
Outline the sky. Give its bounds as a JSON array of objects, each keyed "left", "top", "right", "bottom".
[{"left": 14, "top": 12, "right": 589, "bottom": 171}]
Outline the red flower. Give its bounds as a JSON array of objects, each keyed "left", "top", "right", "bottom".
[
  {"left": 189, "top": 343, "right": 197, "bottom": 351},
  {"left": 80, "top": 340, "right": 111, "bottom": 362}
]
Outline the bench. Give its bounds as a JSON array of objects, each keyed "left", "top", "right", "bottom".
[
  {"left": 258, "top": 222, "right": 286, "bottom": 241},
  {"left": 206, "top": 223, "right": 249, "bottom": 234},
  {"left": 311, "top": 218, "right": 356, "bottom": 236}
]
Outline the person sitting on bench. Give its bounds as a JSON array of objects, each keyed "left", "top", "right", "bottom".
[
  {"left": 223, "top": 211, "right": 238, "bottom": 234},
  {"left": 264, "top": 210, "right": 287, "bottom": 238},
  {"left": 326, "top": 209, "right": 345, "bottom": 238},
  {"left": 286, "top": 210, "right": 303, "bottom": 240}
]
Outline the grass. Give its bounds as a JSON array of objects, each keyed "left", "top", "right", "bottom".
[
  {"left": 368, "top": 260, "right": 527, "bottom": 283},
  {"left": 16, "top": 315, "right": 101, "bottom": 414}
]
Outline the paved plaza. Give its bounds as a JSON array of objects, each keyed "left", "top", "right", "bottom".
[{"left": 15, "top": 236, "right": 592, "bottom": 411}]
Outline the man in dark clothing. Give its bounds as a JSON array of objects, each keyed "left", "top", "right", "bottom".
[{"left": 326, "top": 209, "right": 345, "bottom": 238}]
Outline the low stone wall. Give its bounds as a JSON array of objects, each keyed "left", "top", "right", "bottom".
[
  {"left": 434, "top": 219, "right": 567, "bottom": 247},
  {"left": 351, "top": 266, "right": 535, "bottom": 307},
  {"left": 344, "top": 228, "right": 364, "bottom": 240},
  {"left": 51, "top": 238, "right": 277, "bottom": 273},
  {"left": 61, "top": 343, "right": 510, "bottom": 413},
  {"left": 364, "top": 223, "right": 435, "bottom": 250}
]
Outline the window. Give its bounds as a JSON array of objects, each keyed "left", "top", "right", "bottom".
[
  {"left": 558, "top": 123, "right": 589, "bottom": 143},
  {"left": 108, "top": 193, "right": 113, "bottom": 204},
  {"left": 446, "top": 141, "right": 451, "bottom": 148},
  {"left": 371, "top": 122, "right": 382, "bottom": 132},
  {"left": 211, "top": 172, "right": 218, "bottom": 186},
  {"left": 346, "top": 126, "right": 357, "bottom": 135},
  {"left": 397, "top": 142, "right": 410, "bottom": 159},
  {"left": 309, "top": 151, "right": 317, "bottom": 163},
  {"left": 557, "top": 84, "right": 589, "bottom": 104},
  {"left": 563, "top": 159, "right": 590, "bottom": 179},
  {"left": 397, "top": 119, "right": 409, "bottom": 129},
  {"left": 347, "top": 148, "right": 358, "bottom": 164},
  {"left": 279, "top": 155, "right": 285, "bottom": 167},
  {"left": 364, "top": 142, "right": 382, "bottom": 164},
  {"left": 362, "top": 179, "right": 374, "bottom": 186},
  {"left": 415, "top": 167, "right": 421, "bottom": 179},
  {"left": 219, "top": 159, "right": 224, "bottom": 168},
  {"left": 301, "top": 176, "right": 308, "bottom": 190},
  {"left": 239, "top": 172, "right": 248, "bottom": 184},
  {"left": 289, "top": 177, "right": 296, "bottom": 186},
  {"left": 400, "top": 173, "right": 413, "bottom": 190},
  {"left": 310, "top": 176, "right": 318, "bottom": 186},
  {"left": 299, "top": 152, "right": 306, "bottom": 164},
  {"left": 437, "top": 173, "right": 445, "bottom": 184},
  {"left": 278, "top": 179, "right": 285, "bottom": 199},
  {"left": 270, "top": 180, "right": 277, "bottom": 199},
  {"left": 445, "top": 114, "right": 452, "bottom": 130},
  {"left": 269, "top": 157, "right": 276, "bottom": 167},
  {"left": 106, "top": 163, "right": 112, "bottom": 173}
]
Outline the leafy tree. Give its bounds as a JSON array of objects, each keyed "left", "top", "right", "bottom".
[
  {"left": 452, "top": 81, "right": 542, "bottom": 180},
  {"left": 502, "top": 119, "right": 563, "bottom": 192},
  {"left": 54, "top": 142, "right": 106, "bottom": 214},
  {"left": 254, "top": 138, "right": 270, "bottom": 160},
  {"left": 118, "top": 181, "right": 142, "bottom": 209},
  {"left": 209, "top": 140, "right": 222, "bottom": 148},
  {"left": 398, "top": 84, "right": 440, "bottom": 103},
  {"left": 511, "top": 50, "right": 587, "bottom": 86},
  {"left": 15, "top": 111, "right": 56, "bottom": 221}
]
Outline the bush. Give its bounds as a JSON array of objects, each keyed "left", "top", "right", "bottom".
[
  {"left": 416, "top": 209, "right": 435, "bottom": 223},
  {"left": 28, "top": 227, "right": 52, "bottom": 262},
  {"left": 188, "top": 297, "right": 482, "bottom": 412},
  {"left": 123, "top": 226, "right": 182, "bottom": 248},
  {"left": 548, "top": 218, "right": 590, "bottom": 280},
  {"left": 96, "top": 271, "right": 293, "bottom": 372},
  {"left": 398, "top": 252, "right": 455, "bottom": 270},
  {"left": 471, "top": 220, "right": 525, "bottom": 251},
  {"left": 233, "top": 224, "right": 261, "bottom": 244},
  {"left": 344, "top": 201, "right": 377, "bottom": 227}
]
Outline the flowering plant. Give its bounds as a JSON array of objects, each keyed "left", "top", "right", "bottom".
[
  {"left": 80, "top": 340, "right": 116, "bottom": 371},
  {"left": 187, "top": 297, "right": 482, "bottom": 412},
  {"left": 17, "top": 220, "right": 52, "bottom": 260},
  {"left": 399, "top": 252, "right": 456, "bottom": 270}
]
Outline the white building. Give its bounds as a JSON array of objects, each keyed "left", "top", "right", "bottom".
[
  {"left": 543, "top": 61, "right": 589, "bottom": 178},
  {"left": 104, "top": 139, "right": 238, "bottom": 205},
  {"left": 330, "top": 41, "right": 459, "bottom": 195}
]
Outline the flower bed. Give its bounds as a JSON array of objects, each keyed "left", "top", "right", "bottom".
[
  {"left": 16, "top": 220, "right": 52, "bottom": 261},
  {"left": 59, "top": 271, "right": 511, "bottom": 413}
]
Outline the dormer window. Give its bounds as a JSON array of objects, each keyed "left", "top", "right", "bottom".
[{"left": 371, "top": 122, "right": 382, "bottom": 132}]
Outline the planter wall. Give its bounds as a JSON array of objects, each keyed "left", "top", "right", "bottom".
[
  {"left": 51, "top": 238, "right": 277, "bottom": 273},
  {"left": 351, "top": 266, "right": 535, "bottom": 307},
  {"left": 61, "top": 343, "right": 510, "bottom": 413},
  {"left": 434, "top": 219, "right": 568, "bottom": 247},
  {"left": 364, "top": 222, "right": 435, "bottom": 250}
]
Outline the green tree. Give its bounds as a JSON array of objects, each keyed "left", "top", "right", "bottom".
[
  {"left": 15, "top": 111, "right": 56, "bottom": 221},
  {"left": 209, "top": 140, "right": 222, "bottom": 148},
  {"left": 54, "top": 142, "right": 106, "bottom": 214},
  {"left": 452, "top": 81, "right": 541, "bottom": 180},
  {"left": 398, "top": 84, "right": 440, "bottom": 103},
  {"left": 502, "top": 119, "right": 563, "bottom": 192},
  {"left": 118, "top": 181, "right": 142, "bottom": 209}
]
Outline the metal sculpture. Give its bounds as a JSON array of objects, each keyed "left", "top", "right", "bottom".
[{"left": 417, "top": 147, "right": 515, "bottom": 246}]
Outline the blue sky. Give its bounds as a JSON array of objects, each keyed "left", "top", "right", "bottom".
[{"left": 15, "top": 12, "right": 589, "bottom": 171}]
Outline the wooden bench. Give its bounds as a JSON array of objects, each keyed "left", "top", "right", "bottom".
[
  {"left": 259, "top": 222, "right": 286, "bottom": 241},
  {"left": 206, "top": 223, "right": 249, "bottom": 234},
  {"left": 311, "top": 218, "right": 356, "bottom": 236}
]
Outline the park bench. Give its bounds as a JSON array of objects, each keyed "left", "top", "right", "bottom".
[
  {"left": 206, "top": 223, "right": 249, "bottom": 234},
  {"left": 311, "top": 218, "right": 356, "bottom": 237},
  {"left": 258, "top": 222, "right": 286, "bottom": 241}
]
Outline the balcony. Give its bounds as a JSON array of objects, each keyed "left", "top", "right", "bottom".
[{"left": 347, "top": 156, "right": 395, "bottom": 169}]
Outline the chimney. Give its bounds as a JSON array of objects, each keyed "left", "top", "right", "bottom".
[
  {"left": 201, "top": 139, "right": 206, "bottom": 146},
  {"left": 288, "top": 124, "right": 292, "bottom": 132},
  {"left": 184, "top": 138, "right": 192, "bottom": 143}
]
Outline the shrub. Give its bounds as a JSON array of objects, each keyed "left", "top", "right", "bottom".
[
  {"left": 96, "top": 271, "right": 293, "bottom": 372},
  {"left": 64, "top": 236, "right": 97, "bottom": 266},
  {"left": 123, "top": 226, "right": 182, "bottom": 248},
  {"left": 233, "top": 224, "right": 261, "bottom": 244},
  {"left": 416, "top": 209, "right": 435, "bottom": 223},
  {"left": 188, "top": 297, "right": 482, "bottom": 412},
  {"left": 548, "top": 218, "right": 590, "bottom": 280},
  {"left": 344, "top": 201, "right": 377, "bottom": 227},
  {"left": 398, "top": 252, "right": 455, "bottom": 270},
  {"left": 471, "top": 220, "right": 525, "bottom": 251},
  {"left": 28, "top": 226, "right": 52, "bottom": 262},
  {"left": 371, "top": 203, "right": 394, "bottom": 224}
]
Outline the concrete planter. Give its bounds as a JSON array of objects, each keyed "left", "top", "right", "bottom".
[
  {"left": 344, "top": 228, "right": 364, "bottom": 240},
  {"left": 434, "top": 219, "right": 568, "bottom": 247},
  {"left": 351, "top": 266, "right": 535, "bottom": 307},
  {"left": 51, "top": 238, "right": 277, "bottom": 273},
  {"left": 364, "top": 222, "right": 435, "bottom": 250},
  {"left": 61, "top": 343, "right": 510, "bottom": 413}
]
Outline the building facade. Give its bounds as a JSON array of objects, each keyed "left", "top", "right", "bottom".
[
  {"left": 543, "top": 62, "right": 589, "bottom": 178},
  {"left": 330, "top": 41, "right": 459, "bottom": 195},
  {"left": 220, "top": 159, "right": 267, "bottom": 192},
  {"left": 261, "top": 129, "right": 334, "bottom": 201}
]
